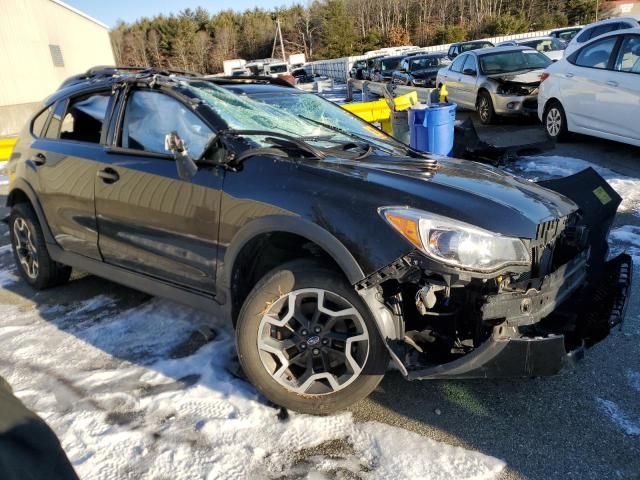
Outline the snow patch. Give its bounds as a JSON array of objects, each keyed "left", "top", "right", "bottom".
[
  {"left": 513, "top": 155, "right": 640, "bottom": 217},
  {"left": 609, "top": 225, "right": 640, "bottom": 265},
  {"left": 0, "top": 295, "right": 505, "bottom": 479},
  {"left": 0, "top": 267, "right": 19, "bottom": 287},
  {"left": 595, "top": 398, "right": 640, "bottom": 436}
]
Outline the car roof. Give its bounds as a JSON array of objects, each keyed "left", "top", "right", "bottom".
[
  {"left": 455, "top": 40, "right": 493, "bottom": 45},
  {"left": 516, "top": 36, "right": 554, "bottom": 42},
  {"left": 552, "top": 26, "right": 581, "bottom": 32},
  {"left": 47, "top": 67, "right": 296, "bottom": 106},
  {"left": 578, "top": 25, "right": 640, "bottom": 44},
  {"left": 470, "top": 46, "right": 532, "bottom": 56},
  {"left": 408, "top": 53, "right": 447, "bottom": 59},
  {"left": 583, "top": 16, "right": 639, "bottom": 26},
  {"left": 380, "top": 55, "right": 407, "bottom": 61}
]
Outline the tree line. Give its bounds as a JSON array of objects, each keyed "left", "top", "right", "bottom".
[{"left": 110, "top": 0, "right": 599, "bottom": 73}]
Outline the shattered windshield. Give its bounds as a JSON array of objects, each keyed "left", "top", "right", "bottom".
[{"left": 186, "top": 81, "right": 346, "bottom": 146}]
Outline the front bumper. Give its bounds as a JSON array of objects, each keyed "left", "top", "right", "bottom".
[
  {"left": 491, "top": 92, "right": 538, "bottom": 116},
  {"left": 407, "top": 253, "right": 632, "bottom": 380}
]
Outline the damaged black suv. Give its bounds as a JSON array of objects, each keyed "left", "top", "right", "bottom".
[{"left": 5, "top": 68, "right": 632, "bottom": 414}]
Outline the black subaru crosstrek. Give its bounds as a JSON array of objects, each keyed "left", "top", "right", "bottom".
[{"left": 5, "top": 68, "right": 631, "bottom": 414}]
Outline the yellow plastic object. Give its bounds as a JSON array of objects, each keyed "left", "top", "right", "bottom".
[
  {"left": 0, "top": 137, "right": 17, "bottom": 162},
  {"left": 439, "top": 84, "right": 448, "bottom": 103},
  {"left": 342, "top": 92, "right": 418, "bottom": 135}
]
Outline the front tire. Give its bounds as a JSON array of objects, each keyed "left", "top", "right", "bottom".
[
  {"left": 236, "top": 259, "right": 388, "bottom": 414},
  {"left": 477, "top": 91, "right": 497, "bottom": 125},
  {"left": 9, "top": 203, "right": 71, "bottom": 289},
  {"left": 543, "top": 100, "right": 569, "bottom": 142}
]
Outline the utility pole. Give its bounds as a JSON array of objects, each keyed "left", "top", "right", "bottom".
[
  {"left": 595, "top": 0, "right": 599, "bottom": 21},
  {"left": 271, "top": 15, "right": 286, "bottom": 62}
]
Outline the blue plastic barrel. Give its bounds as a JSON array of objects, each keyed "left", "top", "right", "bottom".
[{"left": 409, "top": 103, "right": 456, "bottom": 155}]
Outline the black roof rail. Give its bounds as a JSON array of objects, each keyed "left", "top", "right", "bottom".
[{"left": 57, "top": 66, "right": 201, "bottom": 91}]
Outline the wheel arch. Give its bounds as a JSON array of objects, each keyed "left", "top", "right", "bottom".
[
  {"left": 221, "top": 215, "right": 365, "bottom": 325},
  {"left": 6, "top": 180, "right": 55, "bottom": 244}
]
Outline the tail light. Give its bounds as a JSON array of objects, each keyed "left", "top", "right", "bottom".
[{"left": 540, "top": 72, "right": 551, "bottom": 83}]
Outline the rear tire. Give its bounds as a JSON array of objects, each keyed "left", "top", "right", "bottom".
[
  {"left": 477, "top": 91, "right": 497, "bottom": 125},
  {"left": 236, "top": 259, "right": 388, "bottom": 415},
  {"left": 543, "top": 100, "right": 569, "bottom": 142},
  {"left": 9, "top": 203, "right": 71, "bottom": 290}
]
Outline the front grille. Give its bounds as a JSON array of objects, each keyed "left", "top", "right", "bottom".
[{"left": 531, "top": 217, "right": 568, "bottom": 277}]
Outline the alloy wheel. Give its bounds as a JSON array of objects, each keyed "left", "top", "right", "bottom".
[
  {"left": 13, "top": 217, "right": 39, "bottom": 279},
  {"left": 257, "top": 288, "right": 369, "bottom": 395},
  {"left": 546, "top": 107, "right": 562, "bottom": 137},
  {"left": 479, "top": 97, "right": 490, "bottom": 122}
]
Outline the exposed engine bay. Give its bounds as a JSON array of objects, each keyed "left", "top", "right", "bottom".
[{"left": 358, "top": 168, "right": 633, "bottom": 379}]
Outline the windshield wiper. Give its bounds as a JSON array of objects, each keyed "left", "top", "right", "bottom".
[{"left": 220, "top": 129, "right": 327, "bottom": 160}]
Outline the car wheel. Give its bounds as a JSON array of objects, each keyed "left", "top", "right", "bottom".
[
  {"left": 236, "top": 259, "right": 388, "bottom": 414},
  {"left": 9, "top": 203, "right": 72, "bottom": 289},
  {"left": 543, "top": 101, "right": 569, "bottom": 142},
  {"left": 477, "top": 91, "right": 497, "bottom": 125}
]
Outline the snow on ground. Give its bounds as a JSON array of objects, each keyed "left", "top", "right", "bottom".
[
  {"left": 0, "top": 243, "right": 504, "bottom": 479},
  {"left": 595, "top": 398, "right": 640, "bottom": 436},
  {"left": 511, "top": 155, "right": 640, "bottom": 218}
]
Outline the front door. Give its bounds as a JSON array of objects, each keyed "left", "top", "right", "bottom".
[
  {"left": 95, "top": 88, "right": 223, "bottom": 293},
  {"left": 443, "top": 55, "right": 468, "bottom": 106},
  {"left": 611, "top": 34, "right": 640, "bottom": 142}
]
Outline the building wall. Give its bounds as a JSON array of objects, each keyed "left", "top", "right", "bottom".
[{"left": 0, "top": 0, "right": 114, "bottom": 136}]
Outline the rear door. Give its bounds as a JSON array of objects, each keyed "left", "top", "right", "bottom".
[
  {"left": 94, "top": 87, "right": 223, "bottom": 293},
  {"left": 28, "top": 90, "right": 113, "bottom": 259},
  {"left": 562, "top": 35, "right": 620, "bottom": 134}
]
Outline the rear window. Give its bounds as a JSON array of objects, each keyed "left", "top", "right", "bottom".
[
  {"left": 59, "top": 93, "right": 110, "bottom": 144},
  {"left": 521, "top": 38, "right": 566, "bottom": 52},
  {"left": 479, "top": 50, "right": 551, "bottom": 74}
]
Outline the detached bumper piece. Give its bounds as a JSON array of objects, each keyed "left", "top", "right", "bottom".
[
  {"left": 406, "top": 253, "right": 632, "bottom": 381},
  {"left": 581, "top": 253, "right": 633, "bottom": 344}
]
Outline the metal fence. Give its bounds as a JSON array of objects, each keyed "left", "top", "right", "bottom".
[{"left": 307, "top": 27, "right": 572, "bottom": 82}]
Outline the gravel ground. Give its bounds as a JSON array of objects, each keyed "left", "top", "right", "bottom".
[{"left": 0, "top": 117, "right": 638, "bottom": 479}]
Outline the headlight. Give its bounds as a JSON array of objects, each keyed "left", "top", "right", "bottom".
[
  {"left": 380, "top": 207, "right": 530, "bottom": 272},
  {"left": 412, "top": 78, "right": 425, "bottom": 84}
]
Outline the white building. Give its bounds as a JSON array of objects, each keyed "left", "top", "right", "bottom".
[{"left": 0, "top": 0, "right": 114, "bottom": 136}]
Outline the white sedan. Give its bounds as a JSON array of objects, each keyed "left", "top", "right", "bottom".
[
  {"left": 496, "top": 37, "right": 566, "bottom": 61},
  {"left": 538, "top": 28, "right": 640, "bottom": 147}
]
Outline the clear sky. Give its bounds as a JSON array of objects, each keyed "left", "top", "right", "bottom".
[{"left": 64, "top": 0, "right": 298, "bottom": 28}]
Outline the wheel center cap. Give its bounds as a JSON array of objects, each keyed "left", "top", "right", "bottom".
[{"left": 306, "top": 335, "right": 320, "bottom": 346}]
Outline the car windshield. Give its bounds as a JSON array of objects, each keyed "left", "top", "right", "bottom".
[
  {"left": 381, "top": 58, "right": 401, "bottom": 71},
  {"left": 460, "top": 42, "right": 493, "bottom": 52},
  {"left": 410, "top": 56, "right": 449, "bottom": 70},
  {"left": 521, "top": 38, "right": 566, "bottom": 52},
  {"left": 479, "top": 50, "right": 551, "bottom": 74},
  {"left": 245, "top": 91, "right": 403, "bottom": 151},
  {"left": 184, "top": 81, "right": 403, "bottom": 156}
]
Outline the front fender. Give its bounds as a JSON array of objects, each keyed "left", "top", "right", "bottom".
[{"left": 220, "top": 214, "right": 365, "bottom": 289}]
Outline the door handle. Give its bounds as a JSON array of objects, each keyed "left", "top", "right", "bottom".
[
  {"left": 606, "top": 80, "right": 619, "bottom": 87},
  {"left": 97, "top": 168, "right": 119, "bottom": 184},
  {"left": 31, "top": 153, "right": 46, "bottom": 166},
  {"left": 565, "top": 73, "right": 574, "bottom": 78}
]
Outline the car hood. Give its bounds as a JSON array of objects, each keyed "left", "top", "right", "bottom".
[
  {"left": 486, "top": 69, "right": 546, "bottom": 84},
  {"left": 310, "top": 155, "right": 577, "bottom": 239}
]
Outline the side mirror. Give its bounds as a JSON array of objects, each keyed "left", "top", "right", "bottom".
[
  {"left": 463, "top": 68, "right": 477, "bottom": 76},
  {"left": 165, "top": 131, "right": 198, "bottom": 181}
]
